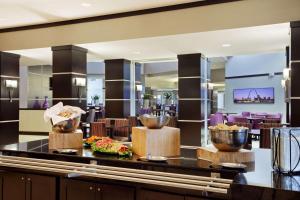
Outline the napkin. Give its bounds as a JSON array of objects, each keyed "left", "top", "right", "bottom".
[{"left": 44, "top": 102, "right": 86, "bottom": 125}]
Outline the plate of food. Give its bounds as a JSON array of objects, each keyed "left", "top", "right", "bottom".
[
  {"left": 90, "top": 137, "right": 132, "bottom": 156},
  {"left": 83, "top": 136, "right": 102, "bottom": 148}
]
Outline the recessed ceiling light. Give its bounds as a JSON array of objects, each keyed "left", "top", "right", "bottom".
[
  {"left": 81, "top": 2, "right": 91, "bottom": 7},
  {"left": 222, "top": 44, "right": 231, "bottom": 47},
  {"left": 133, "top": 51, "right": 141, "bottom": 55}
]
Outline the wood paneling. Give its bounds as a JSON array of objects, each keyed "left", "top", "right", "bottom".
[
  {"left": 0, "top": 52, "right": 20, "bottom": 145},
  {"left": 290, "top": 23, "right": 300, "bottom": 126},
  {"left": 105, "top": 81, "right": 130, "bottom": 99},
  {"left": 177, "top": 53, "right": 208, "bottom": 146},
  {"left": 2, "top": 172, "right": 26, "bottom": 200},
  {"left": 105, "top": 59, "right": 131, "bottom": 118},
  {"left": 0, "top": 122, "right": 19, "bottom": 145},
  {"left": 105, "top": 100, "right": 130, "bottom": 118},
  {"left": 139, "top": 189, "right": 184, "bottom": 200},
  {"left": 51, "top": 45, "right": 87, "bottom": 109},
  {"left": 178, "top": 54, "right": 203, "bottom": 77},
  {"left": 177, "top": 121, "right": 203, "bottom": 146},
  {"left": 291, "top": 27, "right": 300, "bottom": 61},
  {"left": 290, "top": 99, "right": 300, "bottom": 127},
  {"left": 291, "top": 62, "right": 300, "bottom": 97},
  {"left": 52, "top": 45, "right": 87, "bottom": 73},
  {"left": 178, "top": 100, "right": 204, "bottom": 120},
  {"left": 105, "top": 59, "right": 130, "bottom": 80},
  {"left": 178, "top": 78, "right": 201, "bottom": 98}
]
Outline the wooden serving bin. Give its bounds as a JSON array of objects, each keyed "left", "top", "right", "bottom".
[
  {"left": 132, "top": 126, "right": 180, "bottom": 157},
  {"left": 49, "top": 129, "right": 83, "bottom": 149},
  {"left": 197, "top": 146, "right": 255, "bottom": 163}
]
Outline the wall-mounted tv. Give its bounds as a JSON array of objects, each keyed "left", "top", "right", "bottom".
[{"left": 233, "top": 87, "right": 274, "bottom": 104}]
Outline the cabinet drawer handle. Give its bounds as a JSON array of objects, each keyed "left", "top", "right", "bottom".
[
  {"left": 97, "top": 188, "right": 101, "bottom": 192},
  {"left": 89, "top": 186, "right": 93, "bottom": 190}
]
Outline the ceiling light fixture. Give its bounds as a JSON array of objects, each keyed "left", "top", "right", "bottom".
[
  {"left": 81, "top": 2, "right": 91, "bottom": 7},
  {"left": 222, "top": 44, "right": 231, "bottom": 47},
  {"left": 133, "top": 51, "right": 141, "bottom": 55}
]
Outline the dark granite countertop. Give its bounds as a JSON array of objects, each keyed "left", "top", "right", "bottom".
[{"left": 0, "top": 139, "right": 300, "bottom": 195}]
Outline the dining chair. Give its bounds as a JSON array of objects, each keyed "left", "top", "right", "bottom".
[
  {"left": 242, "top": 112, "right": 251, "bottom": 117},
  {"left": 227, "top": 115, "right": 237, "bottom": 123},
  {"left": 263, "top": 118, "right": 281, "bottom": 124},
  {"left": 81, "top": 108, "right": 96, "bottom": 138},
  {"left": 90, "top": 122, "right": 106, "bottom": 137},
  {"left": 258, "top": 123, "right": 282, "bottom": 149},
  {"left": 234, "top": 116, "right": 248, "bottom": 123},
  {"left": 114, "top": 119, "right": 130, "bottom": 138},
  {"left": 166, "top": 116, "right": 178, "bottom": 127},
  {"left": 209, "top": 113, "right": 224, "bottom": 126}
]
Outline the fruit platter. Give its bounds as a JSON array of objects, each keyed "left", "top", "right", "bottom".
[{"left": 84, "top": 136, "right": 132, "bottom": 156}]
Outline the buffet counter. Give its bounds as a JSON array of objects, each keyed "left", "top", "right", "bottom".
[{"left": 0, "top": 139, "right": 299, "bottom": 200}]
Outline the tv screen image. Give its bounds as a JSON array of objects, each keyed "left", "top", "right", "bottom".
[{"left": 233, "top": 87, "right": 274, "bottom": 104}]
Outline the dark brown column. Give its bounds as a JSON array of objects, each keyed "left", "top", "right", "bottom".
[
  {"left": 177, "top": 53, "right": 209, "bottom": 146},
  {"left": 105, "top": 59, "right": 131, "bottom": 118},
  {"left": 0, "top": 52, "right": 20, "bottom": 145},
  {"left": 51, "top": 45, "right": 87, "bottom": 109},
  {"left": 135, "top": 63, "right": 142, "bottom": 115},
  {"left": 290, "top": 21, "right": 300, "bottom": 126}
]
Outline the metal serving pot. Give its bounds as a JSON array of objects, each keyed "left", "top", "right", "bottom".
[
  {"left": 52, "top": 115, "right": 81, "bottom": 133},
  {"left": 139, "top": 114, "right": 170, "bottom": 129},
  {"left": 209, "top": 128, "right": 248, "bottom": 152}
]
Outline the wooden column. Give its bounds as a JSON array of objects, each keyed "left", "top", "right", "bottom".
[
  {"left": 51, "top": 45, "right": 87, "bottom": 109},
  {"left": 0, "top": 52, "right": 20, "bottom": 145},
  {"left": 105, "top": 59, "right": 131, "bottom": 118},
  {"left": 177, "top": 53, "right": 209, "bottom": 146},
  {"left": 135, "top": 63, "right": 142, "bottom": 115},
  {"left": 290, "top": 21, "right": 300, "bottom": 126}
]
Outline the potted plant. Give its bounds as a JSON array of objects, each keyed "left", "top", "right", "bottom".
[
  {"left": 164, "top": 92, "right": 172, "bottom": 105},
  {"left": 93, "top": 95, "right": 100, "bottom": 106},
  {"left": 142, "top": 94, "right": 152, "bottom": 109}
]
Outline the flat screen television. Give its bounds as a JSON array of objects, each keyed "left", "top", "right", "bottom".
[{"left": 233, "top": 87, "right": 274, "bottom": 104}]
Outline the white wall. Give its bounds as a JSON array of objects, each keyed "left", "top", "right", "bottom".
[
  {"left": 225, "top": 52, "right": 286, "bottom": 120},
  {"left": 87, "top": 62, "right": 105, "bottom": 75},
  {"left": 87, "top": 62, "right": 105, "bottom": 105},
  {"left": 143, "top": 61, "right": 177, "bottom": 75}
]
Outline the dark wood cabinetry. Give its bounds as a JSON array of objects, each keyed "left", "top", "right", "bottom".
[
  {"left": 62, "top": 179, "right": 135, "bottom": 200},
  {"left": 139, "top": 189, "right": 184, "bottom": 200},
  {"left": 2, "top": 172, "right": 26, "bottom": 200},
  {"left": 1, "top": 172, "right": 56, "bottom": 200},
  {"left": 186, "top": 196, "right": 214, "bottom": 200},
  {"left": 0, "top": 171, "right": 220, "bottom": 200}
]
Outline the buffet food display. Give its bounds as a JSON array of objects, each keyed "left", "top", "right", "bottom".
[
  {"left": 44, "top": 102, "right": 86, "bottom": 133},
  {"left": 84, "top": 136, "right": 132, "bottom": 156},
  {"left": 208, "top": 124, "right": 249, "bottom": 152}
]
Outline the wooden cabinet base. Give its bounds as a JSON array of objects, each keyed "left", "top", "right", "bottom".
[
  {"left": 49, "top": 129, "right": 83, "bottom": 149},
  {"left": 132, "top": 126, "right": 180, "bottom": 157}
]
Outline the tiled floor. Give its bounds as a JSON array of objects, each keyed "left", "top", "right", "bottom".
[{"left": 19, "top": 135, "right": 48, "bottom": 143}]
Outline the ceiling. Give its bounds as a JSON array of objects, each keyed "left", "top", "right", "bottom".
[
  {"left": 8, "top": 23, "right": 290, "bottom": 66},
  {"left": 0, "top": 0, "right": 199, "bottom": 29}
]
